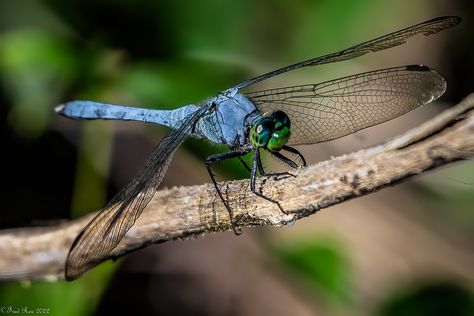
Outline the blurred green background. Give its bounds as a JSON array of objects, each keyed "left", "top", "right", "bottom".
[{"left": 0, "top": 0, "right": 473, "bottom": 315}]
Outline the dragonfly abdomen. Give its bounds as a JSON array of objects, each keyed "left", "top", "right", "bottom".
[{"left": 56, "top": 101, "right": 202, "bottom": 130}]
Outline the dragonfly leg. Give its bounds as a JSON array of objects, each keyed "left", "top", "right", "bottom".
[
  {"left": 281, "top": 145, "right": 307, "bottom": 167},
  {"left": 205, "top": 146, "right": 252, "bottom": 235},
  {"left": 241, "top": 148, "right": 292, "bottom": 180},
  {"left": 250, "top": 149, "right": 287, "bottom": 214},
  {"left": 234, "top": 149, "right": 270, "bottom": 177},
  {"left": 256, "top": 148, "right": 268, "bottom": 175},
  {"left": 257, "top": 146, "right": 306, "bottom": 180},
  {"left": 236, "top": 156, "right": 251, "bottom": 173},
  {"left": 236, "top": 148, "right": 265, "bottom": 175},
  {"left": 232, "top": 148, "right": 292, "bottom": 182},
  {"left": 237, "top": 147, "right": 290, "bottom": 178}
]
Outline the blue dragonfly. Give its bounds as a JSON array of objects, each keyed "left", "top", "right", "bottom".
[{"left": 57, "top": 16, "right": 460, "bottom": 280}]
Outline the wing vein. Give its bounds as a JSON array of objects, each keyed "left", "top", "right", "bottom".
[{"left": 247, "top": 66, "right": 446, "bottom": 145}]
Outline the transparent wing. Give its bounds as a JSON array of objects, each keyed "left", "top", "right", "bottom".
[
  {"left": 65, "top": 105, "right": 209, "bottom": 280},
  {"left": 232, "top": 16, "right": 459, "bottom": 90},
  {"left": 247, "top": 65, "right": 446, "bottom": 145}
]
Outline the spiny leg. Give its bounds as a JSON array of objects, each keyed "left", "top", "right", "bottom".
[
  {"left": 237, "top": 156, "right": 251, "bottom": 173},
  {"left": 250, "top": 148, "right": 287, "bottom": 214},
  {"left": 261, "top": 146, "right": 307, "bottom": 180},
  {"left": 270, "top": 151, "right": 299, "bottom": 169},
  {"left": 258, "top": 148, "right": 302, "bottom": 180},
  {"left": 281, "top": 145, "right": 307, "bottom": 167},
  {"left": 236, "top": 148, "right": 266, "bottom": 176},
  {"left": 259, "top": 157, "right": 293, "bottom": 180},
  {"left": 255, "top": 148, "right": 268, "bottom": 175},
  {"left": 206, "top": 147, "right": 252, "bottom": 234}
]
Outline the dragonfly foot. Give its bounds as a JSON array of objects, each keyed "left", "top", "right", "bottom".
[
  {"left": 275, "top": 201, "right": 289, "bottom": 215},
  {"left": 224, "top": 204, "right": 242, "bottom": 235},
  {"left": 231, "top": 224, "right": 242, "bottom": 235},
  {"left": 263, "top": 171, "right": 295, "bottom": 181}
]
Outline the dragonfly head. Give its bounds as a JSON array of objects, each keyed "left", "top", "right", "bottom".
[{"left": 249, "top": 110, "right": 291, "bottom": 151}]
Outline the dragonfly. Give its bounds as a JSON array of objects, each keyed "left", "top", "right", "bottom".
[{"left": 57, "top": 16, "right": 460, "bottom": 280}]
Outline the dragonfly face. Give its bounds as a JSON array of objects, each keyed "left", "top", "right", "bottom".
[{"left": 249, "top": 110, "right": 291, "bottom": 151}]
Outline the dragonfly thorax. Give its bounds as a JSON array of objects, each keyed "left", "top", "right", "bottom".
[{"left": 249, "top": 110, "right": 291, "bottom": 151}]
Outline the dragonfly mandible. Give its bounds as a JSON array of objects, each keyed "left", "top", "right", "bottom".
[{"left": 56, "top": 16, "right": 461, "bottom": 280}]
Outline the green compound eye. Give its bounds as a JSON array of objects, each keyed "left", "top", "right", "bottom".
[
  {"left": 267, "top": 110, "right": 291, "bottom": 151},
  {"left": 249, "top": 110, "right": 291, "bottom": 151},
  {"left": 250, "top": 117, "right": 273, "bottom": 147}
]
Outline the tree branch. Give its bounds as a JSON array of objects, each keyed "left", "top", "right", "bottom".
[{"left": 1, "top": 93, "right": 474, "bottom": 282}]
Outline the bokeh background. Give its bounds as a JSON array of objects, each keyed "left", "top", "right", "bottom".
[{"left": 0, "top": 0, "right": 473, "bottom": 315}]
